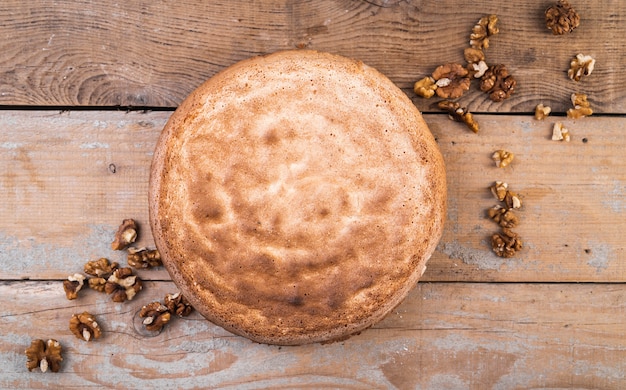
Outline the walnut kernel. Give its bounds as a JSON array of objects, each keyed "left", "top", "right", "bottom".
[
  {"left": 470, "top": 14, "right": 499, "bottom": 49},
  {"left": 567, "top": 92, "right": 593, "bottom": 118},
  {"left": 139, "top": 302, "right": 171, "bottom": 332},
  {"left": 69, "top": 312, "right": 102, "bottom": 342},
  {"left": 437, "top": 100, "right": 479, "bottom": 133},
  {"left": 568, "top": 54, "right": 595, "bottom": 82},
  {"left": 431, "top": 64, "right": 471, "bottom": 99},
  {"left": 104, "top": 267, "right": 142, "bottom": 302},
  {"left": 492, "top": 150, "right": 515, "bottom": 168},
  {"left": 25, "top": 339, "right": 63, "bottom": 373},
  {"left": 545, "top": 0, "right": 580, "bottom": 35},
  {"left": 127, "top": 247, "right": 162, "bottom": 269},
  {"left": 84, "top": 258, "right": 119, "bottom": 279},
  {"left": 490, "top": 181, "right": 508, "bottom": 202},
  {"left": 480, "top": 64, "right": 516, "bottom": 102},
  {"left": 63, "top": 273, "right": 86, "bottom": 300},
  {"left": 164, "top": 292, "right": 194, "bottom": 317},
  {"left": 534, "top": 104, "right": 552, "bottom": 120},
  {"left": 111, "top": 219, "right": 138, "bottom": 250},
  {"left": 488, "top": 205, "right": 519, "bottom": 228},
  {"left": 491, "top": 228, "right": 523, "bottom": 258},
  {"left": 413, "top": 76, "right": 437, "bottom": 98},
  {"left": 552, "top": 122, "right": 571, "bottom": 142}
]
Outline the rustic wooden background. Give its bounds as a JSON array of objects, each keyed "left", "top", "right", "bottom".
[{"left": 1, "top": 1, "right": 624, "bottom": 389}]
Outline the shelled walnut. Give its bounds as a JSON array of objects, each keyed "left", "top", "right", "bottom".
[
  {"left": 104, "top": 267, "right": 142, "bottom": 302},
  {"left": 164, "top": 292, "right": 194, "bottom": 317},
  {"left": 567, "top": 92, "right": 593, "bottom": 119},
  {"left": 464, "top": 48, "right": 489, "bottom": 78},
  {"left": 69, "top": 312, "right": 102, "bottom": 342},
  {"left": 127, "top": 247, "right": 162, "bottom": 269},
  {"left": 488, "top": 205, "right": 519, "bottom": 228},
  {"left": 431, "top": 64, "right": 471, "bottom": 99},
  {"left": 139, "top": 302, "right": 171, "bottom": 332},
  {"left": 545, "top": 0, "right": 580, "bottom": 35},
  {"left": 491, "top": 228, "right": 523, "bottom": 258},
  {"left": 490, "top": 181, "right": 522, "bottom": 209},
  {"left": 568, "top": 54, "right": 595, "bottom": 81},
  {"left": 492, "top": 150, "right": 514, "bottom": 168},
  {"left": 111, "top": 219, "right": 138, "bottom": 250},
  {"left": 63, "top": 273, "right": 86, "bottom": 300},
  {"left": 25, "top": 339, "right": 63, "bottom": 373},
  {"left": 84, "top": 258, "right": 119, "bottom": 279},
  {"left": 552, "top": 122, "right": 571, "bottom": 142},
  {"left": 436, "top": 100, "right": 479, "bottom": 133},
  {"left": 413, "top": 76, "right": 437, "bottom": 98},
  {"left": 470, "top": 14, "right": 499, "bottom": 49},
  {"left": 480, "top": 64, "right": 516, "bottom": 102},
  {"left": 534, "top": 104, "right": 552, "bottom": 120}
]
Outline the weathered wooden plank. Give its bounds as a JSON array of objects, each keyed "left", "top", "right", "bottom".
[
  {"left": 0, "top": 111, "right": 624, "bottom": 282},
  {"left": 0, "top": 281, "right": 624, "bottom": 389},
  {"left": 0, "top": 1, "right": 623, "bottom": 112}
]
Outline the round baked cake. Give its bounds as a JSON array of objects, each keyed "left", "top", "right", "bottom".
[{"left": 149, "top": 50, "right": 446, "bottom": 345}]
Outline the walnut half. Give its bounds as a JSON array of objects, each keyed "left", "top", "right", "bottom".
[
  {"left": 480, "top": 64, "right": 516, "bottom": 102},
  {"left": 69, "top": 312, "right": 102, "bottom": 342},
  {"left": 104, "top": 267, "right": 142, "bottom": 302},
  {"left": 568, "top": 54, "right": 596, "bottom": 82},
  {"left": 62, "top": 273, "right": 86, "bottom": 300},
  {"left": 437, "top": 100, "right": 479, "bottom": 133},
  {"left": 492, "top": 150, "right": 515, "bottom": 168},
  {"left": 164, "top": 292, "right": 194, "bottom": 317},
  {"left": 111, "top": 219, "right": 138, "bottom": 251},
  {"left": 139, "top": 302, "right": 171, "bottom": 332},
  {"left": 545, "top": 0, "right": 580, "bottom": 35},
  {"left": 25, "top": 339, "right": 63, "bottom": 373},
  {"left": 491, "top": 228, "right": 523, "bottom": 258},
  {"left": 127, "top": 247, "right": 162, "bottom": 269},
  {"left": 431, "top": 64, "right": 471, "bottom": 99}
]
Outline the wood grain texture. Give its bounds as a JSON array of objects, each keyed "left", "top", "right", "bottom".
[
  {"left": 0, "top": 1, "right": 623, "bottom": 112},
  {"left": 1, "top": 281, "right": 624, "bottom": 389},
  {"left": 0, "top": 111, "right": 624, "bottom": 282}
]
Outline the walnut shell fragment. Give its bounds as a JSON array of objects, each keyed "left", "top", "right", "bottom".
[
  {"left": 69, "top": 312, "right": 102, "bottom": 342},
  {"left": 432, "top": 64, "right": 471, "bottom": 99},
  {"left": 545, "top": 0, "right": 580, "bottom": 35},
  {"left": 111, "top": 219, "right": 138, "bottom": 251},
  {"left": 25, "top": 339, "right": 63, "bottom": 373}
]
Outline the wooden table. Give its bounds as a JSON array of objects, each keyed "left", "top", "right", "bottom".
[{"left": 1, "top": 1, "right": 624, "bottom": 388}]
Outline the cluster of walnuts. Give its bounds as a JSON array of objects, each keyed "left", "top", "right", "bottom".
[
  {"left": 413, "top": 14, "right": 517, "bottom": 134},
  {"left": 27, "top": 219, "right": 193, "bottom": 373},
  {"left": 487, "top": 182, "right": 524, "bottom": 258}
]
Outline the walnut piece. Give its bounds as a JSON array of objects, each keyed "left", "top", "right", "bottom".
[
  {"left": 488, "top": 205, "right": 519, "bottom": 228},
  {"left": 568, "top": 54, "right": 595, "bottom": 82},
  {"left": 84, "top": 258, "right": 119, "bottom": 278},
  {"left": 88, "top": 277, "right": 107, "bottom": 292},
  {"left": 437, "top": 100, "right": 479, "bottom": 133},
  {"left": 534, "top": 104, "right": 552, "bottom": 120},
  {"left": 545, "top": 0, "right": 580, "bottom": 35},
  {"left": 470, "top": 14, "right": 499, "bottom": 49},
  {"left": 139, "top": 302, "right": 171, "bottom": 332},
  {"left": 480, "top": 64, "right": 516, "bottom": 102},
  {"left": 25, "top": 339, "right": 63, "bottom": 373},
  {"left": 104, "top": 267, "right": 142, "bottom": 302},
  {"left": 111, "top": 219, "right": 138, "bottom": 250},
  {"left": 552, "top": 122, "right": 571, "bottom": 142},
  {"left": 164, "top": 292, "right": 194, "bottom": 317},
  {"left": 490, "top": 181, "right": 522, "bottom": 209},
  {"left": 431, "top": 64, "right": 471, "bottom": 99},
  {"left": 69, "top": 312, "right": 102, "bottom": 342},
  {"left": 62, "top": 273, "right": 86, "bottom": 300},
  {"left": 413, "top": 76, "right": 437, "bottom": 98},
  {"left": 491, "top": 228, "right": 523, "bottom": 258},
  {"left": 127, "top": 247, "right": 162, "bottom": 269},
  {"left": 490, "top": 181, "right": 508, "bottom": 201},
  {"left": 567, "top": 92, "right": 593, "bottom": 119},
  {"left": 492, "top": 149, "right": 515, "bottom": 168}
]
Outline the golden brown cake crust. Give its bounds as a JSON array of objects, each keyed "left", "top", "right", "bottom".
[{"left": 149, "top": 50, "right": 446, "bottom": 345}]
